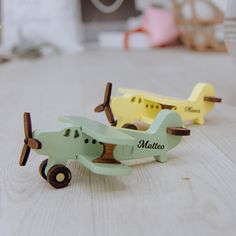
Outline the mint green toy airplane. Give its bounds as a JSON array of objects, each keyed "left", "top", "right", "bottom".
[{"left": 19, "top": 111, "right": 190, "bottom": 189}]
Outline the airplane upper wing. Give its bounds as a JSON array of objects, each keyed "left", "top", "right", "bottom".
[
  {"left": 118, "top": 88, "right": 185, "bottom": 105},
  {"left": 58, "top": 116, "right": 136, "bottom": 145},
  {"left": 118, "top": 88, "right": 148, "bottom": 96}
]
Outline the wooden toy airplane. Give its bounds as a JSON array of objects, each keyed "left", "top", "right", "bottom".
[
  {"left": 95, "top": 82, "right": 222, "bottom": 129},
  {"left": 19, "top": 111, "right": 190, "bottom": 189}
]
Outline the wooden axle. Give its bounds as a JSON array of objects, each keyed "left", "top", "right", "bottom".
[{"left": 204, "top": 96, "right": 222, "bottom": 103}]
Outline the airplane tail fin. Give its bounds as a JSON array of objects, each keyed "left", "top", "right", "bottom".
[
  {"left": 188, "top": 83, "right": 222, "bottom": 113},
  {"left": 148, "top": 110, "right": 190, "bottom": 150}
]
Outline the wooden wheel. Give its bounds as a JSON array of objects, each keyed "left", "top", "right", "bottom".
[
  {"left": 39, "top": 159, "right": 48, "bottom": 180},
  {"left": 122, "top": 123, "right": 138, "bottom": 130},
  {"left": 47, "top": 164, "right": 71, "bottom": 189}
]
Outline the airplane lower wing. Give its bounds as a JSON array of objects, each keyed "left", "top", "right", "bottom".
[
  {"left": 58, "top": 116, "right": 136, "bottom": 145},
  {"left": 78, "top": 154, "right": 131, "bottom": 176}
]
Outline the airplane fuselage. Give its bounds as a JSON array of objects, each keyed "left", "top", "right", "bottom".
[
  {"left": 111, "top": 95, "right": 210, "bottom": 126},
  {"left": 111, "top": 83, "right": 217, "bottom": 126},
  {"left": 33, "top": 124, "right": 180, "bottom": 173},
  {"left": 31, "top": 110, "right": 184, "bottom": 175}
]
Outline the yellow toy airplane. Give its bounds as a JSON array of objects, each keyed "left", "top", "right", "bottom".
[{"left": 95, "top": 83, "right": 222, "bottom": 130}]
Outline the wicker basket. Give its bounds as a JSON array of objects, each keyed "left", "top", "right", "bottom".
[{"left": 173, "top": 0, "right": 226, "bottom": 52}]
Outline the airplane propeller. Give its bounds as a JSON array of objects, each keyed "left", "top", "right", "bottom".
[
  {"left": 95, "top": 82, "right": 117, "bottom": 126},
  {"left": 19, "top": 112, "right": 41, "bottom": 166}
]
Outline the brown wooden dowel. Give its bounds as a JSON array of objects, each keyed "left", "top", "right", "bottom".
[
  {"left": 93, "top": 143, "right": 120, "bottom": 164},
  {"left": 161, "top": 104, "right": 175, "bottom": 110},
  {"left": 204, "top": 96, "right": 222, "bottom": 103},
  {"left": 167, "top": 127, "right": 191, "bottom": 136}
]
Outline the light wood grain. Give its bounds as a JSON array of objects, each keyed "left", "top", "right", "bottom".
[{"left": 0, "top": 48, "right": 236, "bottom": 236}]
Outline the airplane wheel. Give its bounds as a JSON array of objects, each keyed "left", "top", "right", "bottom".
[
  {"left": 122, "top": 123, "right": 138, "bottom": 130},
  {"left": 47, "top": 164, "right": 71, "bottom": 189},
  {"left": 39, "top": 159, "right": 48, "bottom": 180}
]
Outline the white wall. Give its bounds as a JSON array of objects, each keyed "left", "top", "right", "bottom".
[{"left": 135, "top": 0, "right": 171, "bottom": 10}]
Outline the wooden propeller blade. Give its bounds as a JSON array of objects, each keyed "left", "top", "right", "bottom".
[
  {"left": 104, "top": 82, "right": 112, "bottom": 105},
  {"left": 96, "top": 82, "right": 116, "bottom": 126},
  {"left": 95, "top": 104, "right": 105, "bottom": 112},
  {"left": 105, "top": 106, "right": 116, "bottom": 126},
  {"left": 24, "top": 112, "right": 32, "bottom": 138},
  {"left": 167, "top": 127, "right": 191, "bottom": 136},
  {"left": 204, "top": 96, "right": 222, "bottom": 103},
  {"left": 27, "top": 138, "right": 41, "bottom": 149},
  {"left": 19, "top": 144, "right": 31, "bottom": 166}
]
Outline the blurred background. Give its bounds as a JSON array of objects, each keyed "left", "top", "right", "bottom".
[{"left": 0, "top": 0, "right": 233, "bottom": 59}]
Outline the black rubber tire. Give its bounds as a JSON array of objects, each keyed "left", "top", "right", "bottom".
[
  {"left": 47, "top": 164, "right": 71, "bottom": 189},
  {"left": 39, "top": 159, "right": 48, "bottom": 180},
  {"left": 122, "top": 123, "right": 138, "bottom": 130}
]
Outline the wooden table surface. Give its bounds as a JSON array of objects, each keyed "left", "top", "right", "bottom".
[{"left": 0, "top": 48, "right": 236, "bottom": 236}]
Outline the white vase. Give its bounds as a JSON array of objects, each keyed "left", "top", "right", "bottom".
[{"left": 225, "top": 0, "right": 236, "bottom": 57}]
